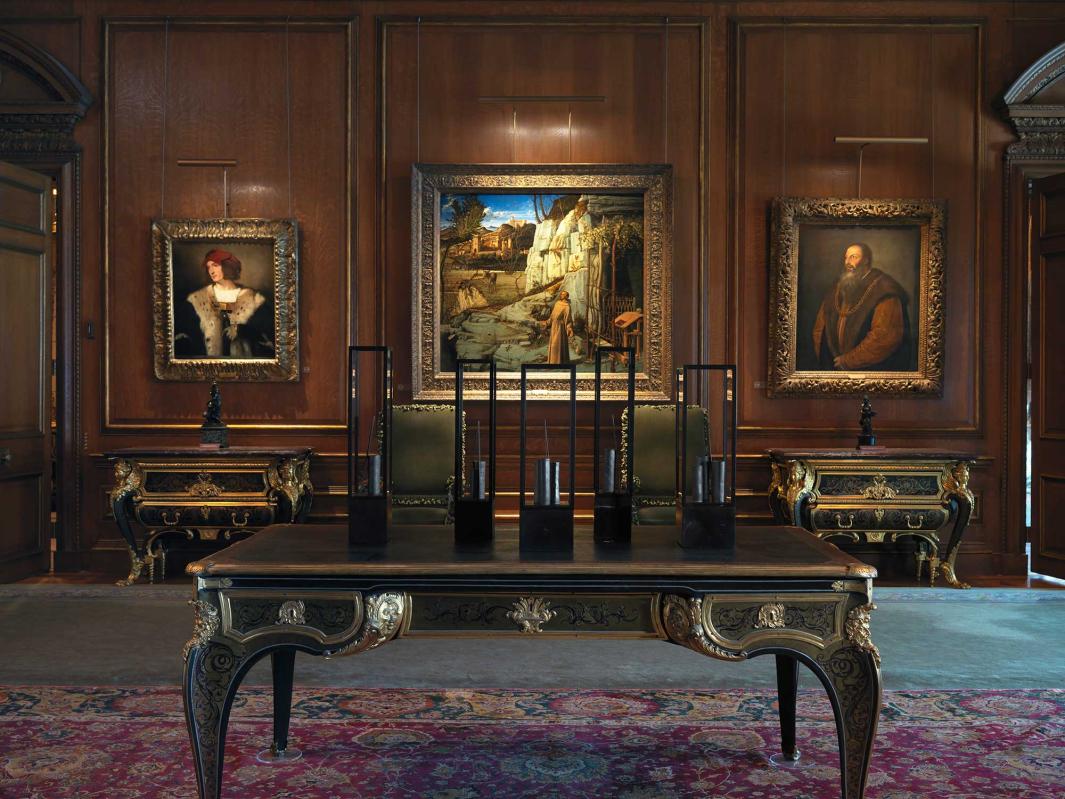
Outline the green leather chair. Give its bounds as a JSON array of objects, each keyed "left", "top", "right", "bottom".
[
  {"left": 622, "top": 404, "right": 710, "bottom": 525},
  {"left": 387, "top": 404, "right": 460, "bottom": 524}
]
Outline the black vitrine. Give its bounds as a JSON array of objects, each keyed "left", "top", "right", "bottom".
[
  {"left": 347, "top": 346, "right": 392, "bottom": 545},
  {"left": 593, "top": 347, "right": 635, "bottom": 544},
  {"left": 519, "top": 363, "right": 576, "bottom": 552},
  {"left": 676, "top": 364, "right": 737, "bottom": 549},
  {"left": 453, "top": 358, "right": 496, "bottom": 545}
]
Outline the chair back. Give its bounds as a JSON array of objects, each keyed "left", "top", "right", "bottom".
[
  {"left": 388, "top": 404, "right": 459, "bottom": 523},
  {"left": 623, "top": 404, "right": 709, "bottom": 524}
]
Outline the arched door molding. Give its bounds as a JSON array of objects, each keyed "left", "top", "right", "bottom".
[
  {"left": 1003, "top": 40, "right": 1065, "bottom": 159},
  {"left": 0, "top": 28, "right": 91, "bottom": 560}
]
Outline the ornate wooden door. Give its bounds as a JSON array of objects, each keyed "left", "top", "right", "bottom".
[
  {"left": 0, "top": 160, "right": 53, "bottom": 581},
  {"left": 1031, "top": 173, "right": 1065, "bottom": 580}
]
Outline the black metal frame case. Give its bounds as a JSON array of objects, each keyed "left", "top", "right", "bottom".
[
  {"left": 454, "top": 359, "right": 497, "bottom": 545},
  {"left": 593, "top": 347, "right": 635, "bottom": 544},
  {"left": 676, "top": 364, "right": 737, "bottom": 550},
  {"left": 348, "top": 346, "right": 392, "bottom": 545},
  {"left": 519, "top": 363, "right": 576, "bottom": 552}
]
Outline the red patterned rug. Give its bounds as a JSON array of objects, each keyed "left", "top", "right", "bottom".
[{"left": 0, "top": 686, "right": 1061, "bottom": 798}]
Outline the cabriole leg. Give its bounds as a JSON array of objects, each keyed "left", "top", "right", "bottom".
[
  {"left": 815, "top": 604, "right": 883, "bottom": 799},
  {"left": 184, "top": 639, "right": 244, "bottom": 799}
]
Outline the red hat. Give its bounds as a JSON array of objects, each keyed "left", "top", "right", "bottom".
[{"left": 203, "top": 248, "right": 236, "bottom": 266}]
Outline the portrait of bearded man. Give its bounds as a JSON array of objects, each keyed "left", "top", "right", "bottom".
[{"left": 811, "top": 242, "right": 912, "bottom": 371}]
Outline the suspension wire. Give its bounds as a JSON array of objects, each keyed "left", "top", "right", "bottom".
[
  {"left": 160, "top": 19, "right": 170, "bottom": 216},
  {"left": 416, "top": 17, "right": 422, "bottom": 162},
  {"left": 663, "top": 17, "right": 669, "bottom": 164},
  {"left": 285, "top": 19, "right": 294, "bottom": 217}
]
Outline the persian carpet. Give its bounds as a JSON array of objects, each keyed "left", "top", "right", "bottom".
[{"left": 0, "top": 686, "right": 1061, "bottom": 798}]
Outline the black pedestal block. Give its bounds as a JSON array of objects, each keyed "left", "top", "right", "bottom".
[
  {"left": 455, "top": 499, "right": 494, "bottom": 546},
  {"left": 348, "top": 495, "right": 390, "bottom": 546},
  {"left": 594, "top": 493, "right": 632, "bottom": 544},
  {"left": 520, "top": 505, "right": 574, "bottom": 552},
  {"left": 678, "top": 502, "right": 736, "bottom": 549}
]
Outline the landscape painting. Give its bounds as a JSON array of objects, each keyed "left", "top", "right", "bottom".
[
  {"left": 412, "top": 164, "right": 673, "bottom": 400},
  {"left": 439, "top": 191, "right": 645, "bottom": 372}
]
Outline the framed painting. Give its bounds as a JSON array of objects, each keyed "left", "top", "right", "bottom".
[
  {"left": 767, "top": 198, "right": 945, "bottom": 396},
  {"left": 151, "top": 218, "right": 299, "bottom": 381},
  {"left": 412, "top": 163, "right": 672, "bottom": 400}
]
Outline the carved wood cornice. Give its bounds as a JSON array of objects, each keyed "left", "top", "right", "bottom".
[
  {"left": 1001, "top": 42, "right": 1065, "bottom": 160},
  {"left": 0, "top": 30, "right": 91, "bottom": 154}
]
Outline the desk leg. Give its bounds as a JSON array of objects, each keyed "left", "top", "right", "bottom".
[
  {"left": 775, "top": 654, "right": 800, "bottom": 761},
  {"left": 183, "top": 591, "right": 406, "bottom": 799},
  {"left": 184, "top": 639, "right": 244, "bottom": 799},
  {"left": 664, "top": 595, "right": 881, "bottom": 799},
  {"left": 269, "top": 649, "right": 299, "bottom": 759},
  {"left": 816, "top": 644, "right": 881, "bottom": 799}
]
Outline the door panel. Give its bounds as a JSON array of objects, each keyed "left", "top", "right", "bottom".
[
  {"left": 0, "top": 180, "right": 46, "bottom": 231},
  {"left": 1039, "top": 251, "right": 1065, "bottom": 437},
  {"left": 0, "top": 477, "right": 43, "bottom": 559},
  {"left": 1031, "top": 173, "right": 1065, "bottom": 579},
  {"left": 0, "top": 248, "right": 45, "bottom": 434},
  {"left": 0, "top": 161, "right": 52, "bottom": 581}
]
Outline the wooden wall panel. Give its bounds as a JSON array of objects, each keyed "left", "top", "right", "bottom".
[
  {"left": 736, "top": 23, "right": 981, "bottom": 435},
  {"left": 0, "top": 17, "right": 80, "bottom": 80},
  {"left": 104, "top": 20, "right": 352, "bottom": 430},
  {"left": 2, "top": 1, "right": 1064, "bottom": 578},
  {"left": 732, "top": 21, "right": 1001, "bottom": 574},
  {"left": 379, "top": 16, "right": 705, "bottom": 499},
  {"left": 383, "top": 20, "right": 704, "bottom": 405}
]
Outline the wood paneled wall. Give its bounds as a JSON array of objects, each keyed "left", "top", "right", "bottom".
[
  {"left": 105, "top": 19, "right": 353, "bottom": 431},
  {"left": 734, "top": 21, "right": 988, "bottom": 561},
  {"left": 2, "top": 0, "right": 1063, "bottom": 577}
]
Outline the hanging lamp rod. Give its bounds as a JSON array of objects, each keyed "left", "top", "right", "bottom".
[
  {"left": 176, "top": 159, "right": 238, "bottom": 167},
  {"left": 176, "top": 160, "right": 238, "bottom": 218},
  {"left": 835, "top": 138, "right": 929, "bottom": 197},
  {"left": 478, "top": 95, "right": 606, "bottom": 103},
  {"left": 833, "top": 137, "right": 928, "bottom": 145}
]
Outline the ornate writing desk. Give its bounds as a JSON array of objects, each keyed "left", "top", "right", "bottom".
[
  {"left": 183, "top": 523, "right": 882, "bottom": 799},
  {"left": 768, "top": 449, "right": 975, "bottom": 588},
  {"left": 107, "top": 448, "right": 313, "bottom": 586}
]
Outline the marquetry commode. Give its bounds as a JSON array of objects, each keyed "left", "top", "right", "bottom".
[
  {"left": 183, "top": 523, "right": 882, "bottom": 799},
  {"left": 106, "top": 447, "right": 313, "bottom": 586},
  {"left": 767, "top": 449, "right": 975, "bottom": 588}
]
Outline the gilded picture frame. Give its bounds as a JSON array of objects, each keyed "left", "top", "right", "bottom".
[
  {"left": 412, "top": 163, "right": 673, "bottom": 400},
  {"left": 151, "top": 218, "right": 299, "bottom": 382},
  {"left": 767, "top": 198, "right": 945, "bottom": 397}
]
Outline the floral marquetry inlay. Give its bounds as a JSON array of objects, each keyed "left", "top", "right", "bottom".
[{"left": 507, "top": 597, "right": 556, "bottom": 634}]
